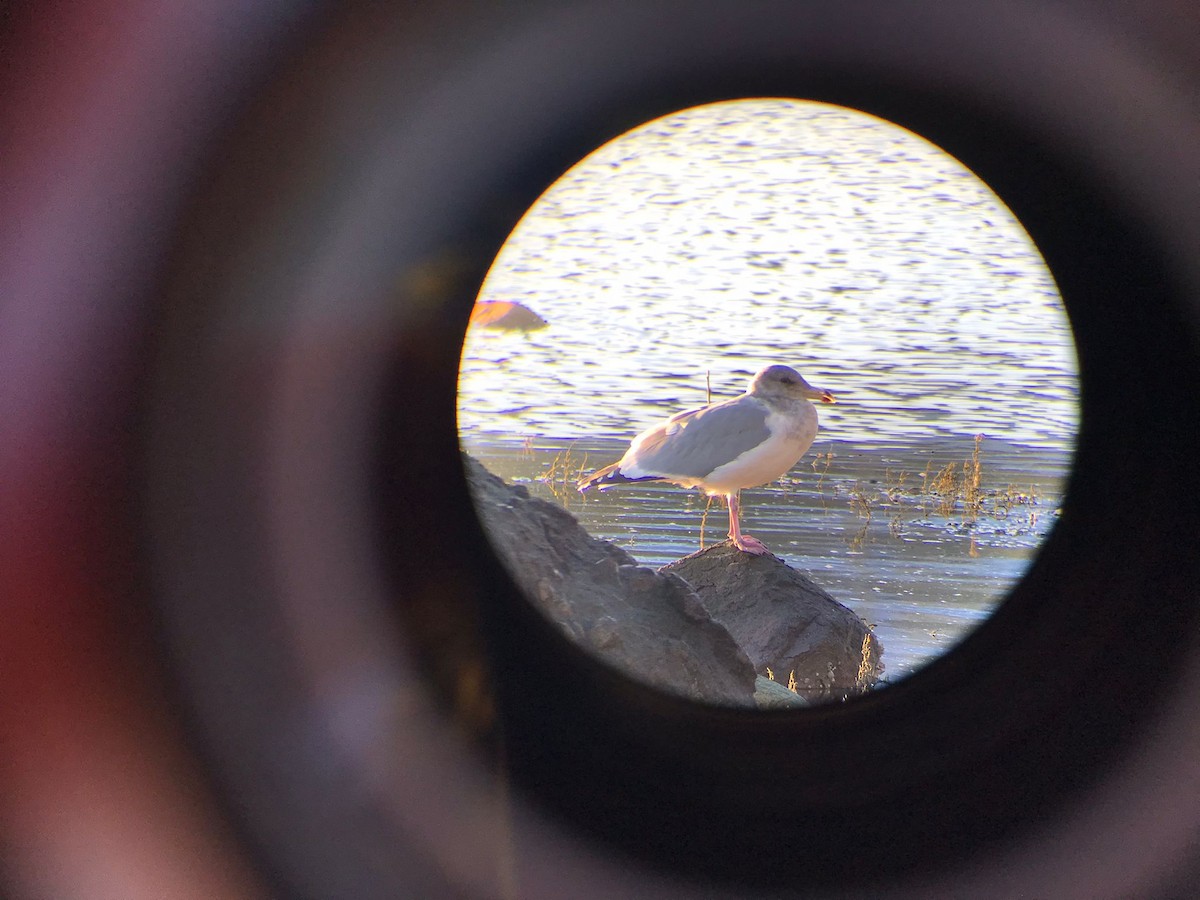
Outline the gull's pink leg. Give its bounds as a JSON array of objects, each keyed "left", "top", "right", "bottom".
[{"left": 726, "top": 491, "right": 770, "bottom": 555}]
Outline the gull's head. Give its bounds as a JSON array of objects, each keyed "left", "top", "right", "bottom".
[{"left": 750, "top": 364, "right": 836, "bottom": 404}]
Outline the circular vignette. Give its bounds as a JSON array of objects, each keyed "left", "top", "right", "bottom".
[
  {"left": 143, "top": 3, "right": 1200, "bottom": 899},
  {"left": 456, "top": 96, "right": 1080, "bottom": 692}
]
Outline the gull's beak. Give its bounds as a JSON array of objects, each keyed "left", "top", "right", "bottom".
[{"left": 804, "top": 386, "right": 836, "bottom": 404}]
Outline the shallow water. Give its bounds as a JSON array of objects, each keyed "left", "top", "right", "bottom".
[{"left": 456, "top": 99, "right": 1079, "bottom": 691}]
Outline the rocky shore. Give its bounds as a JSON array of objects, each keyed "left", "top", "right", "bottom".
[{"left": 464, "top": 453, "right": 883, "bottom": 707}]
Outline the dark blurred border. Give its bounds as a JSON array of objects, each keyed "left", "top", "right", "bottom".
[{"left": 0, "top": 3, "right": 320, "bottom": 897}]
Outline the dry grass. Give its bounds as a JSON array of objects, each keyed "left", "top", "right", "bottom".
[
  {"left": 961, "top": 435, "right": 985, "bottom": 516},
  {"left": 849, "top": 481, "right": 874, "bottom": 522},
  {"left": 846, "top": 520, "right": 871, "bottom": 552},
  {"left": 843, "top": 478, "right": 875, "bottom": 551},
  {"left": 833, "top": 434, "right": 1050, "bottom": 551},
  {"left": 810, "top": 450, "right": 835, "bottom": 490},
  {"left": 698, "top": 494, "right": 718, "bottom": 549},
  {"left": 993, "top": 483, "right": 1042, "bottom": 519},
  {"left": 763, "top": 666, "right": 801, "bottom": 695},
  {"left": 539, "top": 444, "right": 589, "bottom": 504},
  {"left": 928, "top": 461, "right": 961, "bottom": 515},
  {"left": 854, "top": 632, "right": 876, "bottom": 693},
  {"left": 765, "top": 643, "right": 875, "bottom": 696},
  {"left": 916, "top": 434, "right": 986, "bottom": 519},
  {"left": 883, "top": 467, "right": 909, "bottom": 501}
]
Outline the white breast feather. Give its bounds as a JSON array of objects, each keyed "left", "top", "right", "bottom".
[{"left": 699, "top": 406, "right": 818, "bottom": 494}]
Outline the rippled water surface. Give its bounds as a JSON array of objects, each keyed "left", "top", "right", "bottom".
[{"left": 457, "top": 100, "right": 1079, "bottom": 687}]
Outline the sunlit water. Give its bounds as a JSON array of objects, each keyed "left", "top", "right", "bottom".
[{"left": 457, "top": 99, "right": 1079, "bottom": 687}]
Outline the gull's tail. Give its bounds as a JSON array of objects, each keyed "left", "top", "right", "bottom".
[{"left": 577, "top": 463, "right": 663, "bottom": 493}]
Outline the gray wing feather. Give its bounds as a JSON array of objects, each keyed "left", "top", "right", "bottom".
[{"left": 624, "top": 397, "right": 772, "bottom": 480}]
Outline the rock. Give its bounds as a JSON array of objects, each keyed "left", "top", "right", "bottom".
[
  {"left": 753, "top": 675, "right": 810, "bottom": 710},
  {"left": 463, "top": 454, "right": 757, "bottom": 705},
  {"left": 662, "top": 544, "right": 884, "bottom": 704},
  {"left": 468, "top": 300, "right": 549, "bottom": 331},
  {"left": 464, "top": 454, "right": 883, "bottom": 706}
]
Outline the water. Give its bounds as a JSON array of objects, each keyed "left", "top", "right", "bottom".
[{"left": 457, "top": 99, "right": 1078, "bottom": 688}]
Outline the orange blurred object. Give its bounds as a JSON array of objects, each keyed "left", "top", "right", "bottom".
[{"left": 469, "top": 300, "right": 548, "bottom": 331}]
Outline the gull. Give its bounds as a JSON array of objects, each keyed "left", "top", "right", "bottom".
[{"left": 578, "top": 364, "right": 835, "bottom": 555}]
